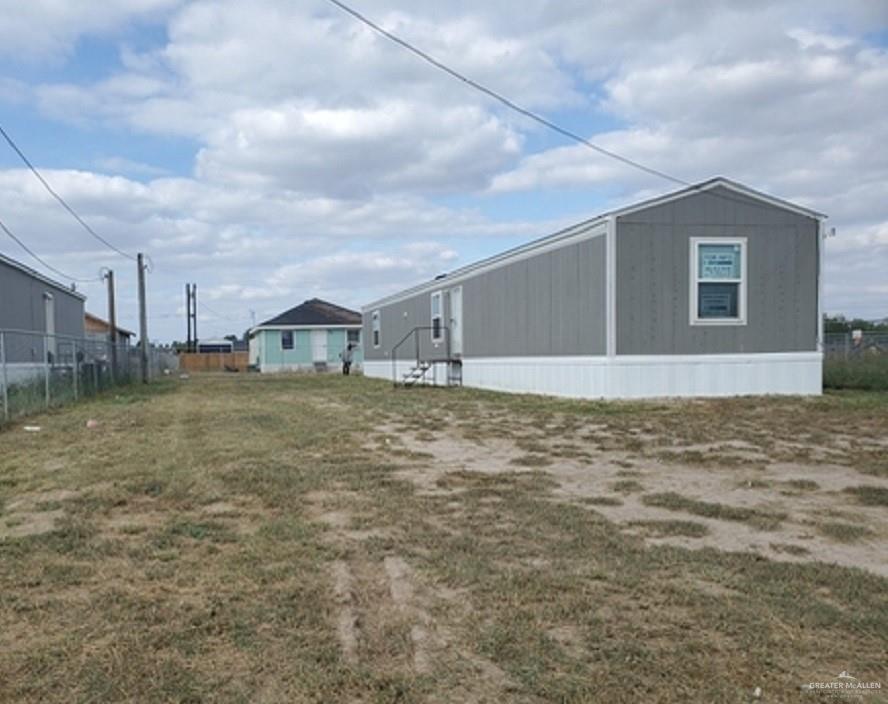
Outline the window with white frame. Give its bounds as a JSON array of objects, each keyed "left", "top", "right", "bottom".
[
  {"left": 430, "top": 291, "right": 443, "bottom": 342},
  {"left": 281, "top": 330, "right": 294, "bottom": 350},
  {"left": 347, "top": 329, "right": 360, "bottom": 345},
  {"left": 690, "top": 238, "right": 747, "bottom": 325},
  {"left": 371, "top": 311, "right": 380, "bottom": 348}
]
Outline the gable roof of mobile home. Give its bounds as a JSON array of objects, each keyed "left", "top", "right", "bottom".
[
  {"left": 255, "top": 298, "right": 361, "bottom": 329},
  {"left": 362, "top": 177, "right": 826, "bottom": 311},
  {"left": 0, "top": 251, "right": 87, "bottom": 301}
]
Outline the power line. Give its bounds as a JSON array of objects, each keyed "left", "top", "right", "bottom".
[
  {"left": 0, "top": 215, "right": 100, "bottom": 284},
  {"left": 323, "top": 0, "right": 689, "bottom": 188},
  {"left": 0, "top": 123, "right": 139, "bottom": 262},
  {"left": 199, "top": 301, "right": 252, "bottom": 324}
]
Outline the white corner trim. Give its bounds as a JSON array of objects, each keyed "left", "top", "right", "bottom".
[
  {"left": 817, "top": 222, "right": 825, "bottom": 352},
  {"left": 606, "top": 215, "right": 617, "bottom": 357}
]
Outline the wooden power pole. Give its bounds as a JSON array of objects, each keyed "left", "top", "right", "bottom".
[
  {"left": 137, "top": 253, "right": 149, "bottom": 383},
  {"left": 192, "top": 283, "right": 198, "bottom": 352},
  {"left": 105, "top": 269, "right": 117, "bottom": 380},
  {"left": 186, "top": 283, "right": 193, "bottom": 352}
]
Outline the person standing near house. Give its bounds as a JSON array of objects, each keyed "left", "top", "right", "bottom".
[{"left": 340, "top": 343, "right": 354, "bottom": 375}]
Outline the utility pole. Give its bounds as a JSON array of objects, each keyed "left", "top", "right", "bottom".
[
  {"left": 186, "top": 283, "right": 193, "bottom": 352},
  {"left": 137, "top": 253, "right": 149, "bottom": 383},
  {"left": 105, "top": 269, "right": 117, "bottom": 380},
  {"left": 192, "top": 283, "right": 198, "bottom": 352}
]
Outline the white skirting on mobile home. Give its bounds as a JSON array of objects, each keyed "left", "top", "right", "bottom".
[{"left": 363, "top": 351, "right": 822, "bottom": 399}]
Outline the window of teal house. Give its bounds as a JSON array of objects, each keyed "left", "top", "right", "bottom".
[
  {"left": 690, "top": 238, "right": 747, "bottom": 325},
  {"left": 281, "top": 331, "right": 294, "bottom": 349},
  {"left": 348, "top": 329, "right": 360, "bottom": 345}
]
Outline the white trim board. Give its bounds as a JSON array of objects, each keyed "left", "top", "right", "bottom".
[
  {"left": 371, "top": 353, "right": 821, "bottom": 400},
  {"left": 363, "top": 221, "right": 607, "bottom": 310},
  {"left": 362, "top": 177, "right": 826, "bottom": 313},
  {"left": 605, "top": 216, "right": 617, "bottom": 357},
  {"left": 612, "top": 177, "right": 826, "bottom": 221}
]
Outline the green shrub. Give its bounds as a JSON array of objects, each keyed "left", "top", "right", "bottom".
[{"left": 823, "top": 357, "right": 888, "bottom": 391}]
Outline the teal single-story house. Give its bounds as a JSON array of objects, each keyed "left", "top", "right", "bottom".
[{"left": 248, "top": 298, "right": 363, "bottom": 373}]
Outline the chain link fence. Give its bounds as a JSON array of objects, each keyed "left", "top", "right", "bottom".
[
  {"left": 823, "top": 331, "right": 888, "bottom": 390},
  {"left": 824, "top": 331, "right": 888, "bottom": 359},
  {"left": 0, "top": 329, "right": 178, "bottom": 425}
]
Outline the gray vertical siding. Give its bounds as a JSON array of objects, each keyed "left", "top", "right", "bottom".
[
  {"left": 0, "top": 258, "right": 86, "bottom": 361},
  {"left": 363, "top": 232, "right": 607, "bottom": 360},
  {"left": 615, "top": 186, "right": 819, "bottom": 355}
]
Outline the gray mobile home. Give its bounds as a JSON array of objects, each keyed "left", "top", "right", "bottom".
[
  {"left": 0, "top": 252, "right": 86, "bottom": 380},
  {"left": 362, "top": 178, "right": 825, "bottom": 399}
]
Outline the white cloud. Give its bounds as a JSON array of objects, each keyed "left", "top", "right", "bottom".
[
  {"left": 2, "top": 0, "right": 888, "bottom": 336},
  {"left": 0, "top": 0, "right": 183, "bottom": 61}
]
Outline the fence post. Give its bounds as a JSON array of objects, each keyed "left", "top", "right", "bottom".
[
  {"left": 1, "top": 332, "right": 8, "bottom": 422},
  {"left": 72, "top": 341, "right": 78, "bottom": 401},
  {"left": 44, "top": 334, "right": 50, "bottom": 409}
]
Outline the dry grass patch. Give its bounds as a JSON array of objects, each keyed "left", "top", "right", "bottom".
[
  {"left": 817, "top": 521, "right": 874, "bottom": 543},
  {"left": 626, "top": 520, "right": 709, "bottom": 538},
  {"left": 611, "top": 479, "right": 644, "bottom": 494},
  {"left": 843, "top": 485, "right": 888, "bottom": 507},
  {"left": 641, "top": 491, "right": 788, "bottom": 531},
  {"left": 1, "top": 376, "right": 887, "bottom": 702}
]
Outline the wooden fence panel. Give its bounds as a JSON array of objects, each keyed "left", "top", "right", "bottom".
[{"left": 178, "top": 352, "right": 250, "bottom": 372}]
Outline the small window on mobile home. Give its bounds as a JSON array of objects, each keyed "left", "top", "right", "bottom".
[
  {"left": 281, "top": 330, "right": 294, "bottom": 350},
  {"left": 372, "top": 311, "right": 380, "bottom": 348},
  {"left": 347, "top": 329, "right": 360, "bottom": 345},
  {"left": 430, "top": 291, "right": 443, "bottom": 342},
  {"left": 690, "top": 238, "right": 747, "bottom": 325}
]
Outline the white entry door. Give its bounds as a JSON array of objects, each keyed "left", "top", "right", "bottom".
[
  {"left": 44, "top": 292, "right": 57, "bottom": 359},
  {"left": 449, "top": 286, "right": 463, "bottom": 356},
  {"left": 311, "top": 329, "right": 327, "bottom": 363}
]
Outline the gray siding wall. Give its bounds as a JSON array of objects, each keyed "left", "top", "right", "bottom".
[
  {"left": 0, "top": 259, "right": 86, "bottom": 362},
  {"left": 615, "top": 186, "right": 819, "bottom": 355},
  {"left": 364, "top": 233, "right": 607, "bottom": 361}
]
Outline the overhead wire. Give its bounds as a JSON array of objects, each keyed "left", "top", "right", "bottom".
[
  {"left": 0, "top": 215, "right": 101, "bottom": 284},
  {"left": 0, "top": 123, "right": 139, "bottom": 262},
  {"left": 323, "top": 0, "right": 690, "bottom": 188}
]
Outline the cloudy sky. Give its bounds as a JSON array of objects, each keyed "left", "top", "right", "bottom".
[{"left": 1, "top": 0, "right": 887, "bottom": 341}]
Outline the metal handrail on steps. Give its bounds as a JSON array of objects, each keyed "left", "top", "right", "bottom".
[{"left": 390, "top": 325, "right": 451, "bottom": 387}]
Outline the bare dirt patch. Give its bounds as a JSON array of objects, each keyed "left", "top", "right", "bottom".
[
  {"left": 0, "top": 488, "right": 81, "bottom": 538},
  {"left": 378, "top": 416, "right": 888, "bottom": 577}
]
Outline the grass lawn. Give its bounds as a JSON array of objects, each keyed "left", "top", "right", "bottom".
[{"left": 1, "top": 374, "right": 886, "bottom": 702}]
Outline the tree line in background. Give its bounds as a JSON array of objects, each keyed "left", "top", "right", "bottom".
[{"left": 824, "top": 315, "right": 888, "bottom": 334}]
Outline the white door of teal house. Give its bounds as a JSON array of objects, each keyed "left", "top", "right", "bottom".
[
  {"left": 449, "top": 286, "right": 463, "bottom": 356},
  {"left": 311, "top": 329, "right": 327, "bottom": 363}
]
